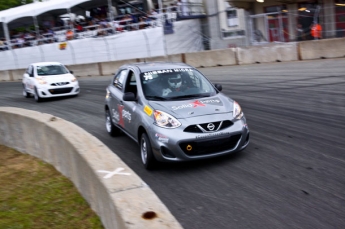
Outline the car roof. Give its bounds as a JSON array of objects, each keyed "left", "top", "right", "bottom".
[
  {"left": 124, "top": 62, "right": 193, "bottom": 73},
  {"left": 31, "top": 62, "right": 64, "bottom": 67}
]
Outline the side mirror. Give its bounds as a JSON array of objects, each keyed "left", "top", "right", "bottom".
[
  {"left": 214, "top": 84, "right": 222, "bottom": 92},
  {"left": 69, "top": 70, "right": 74, "bottom": 74},
  {"left": 23, "top": 73, "right": 30, "bottom": 78},
  {"left": 123, "top": 92, "right": 136, "bottom": 101}
]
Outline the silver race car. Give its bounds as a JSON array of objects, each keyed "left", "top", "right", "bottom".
[{"left": 105, "top": 62, "right": 250, "bottom": 169}]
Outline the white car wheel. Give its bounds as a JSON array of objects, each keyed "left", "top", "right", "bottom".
[
  {"left": 22, "top": 85, "right": 30, "bottom": 98},
  {"left": 34, "top": 87, "right": 42, "bottom": 102}
]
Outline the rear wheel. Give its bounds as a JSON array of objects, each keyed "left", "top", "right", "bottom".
[
  {"left": 34, "top": 87, "right": 42, "bottom": 102},
  {"left": 105, "top": 109, "right": 120, "bottom": 136},
  {"left": 22, "top": 84, "right": 31, "bottom": 98},
  {"left": 140, "top": 133, "right": 157, "bottom": 170}
]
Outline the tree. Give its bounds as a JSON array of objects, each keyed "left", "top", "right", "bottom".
[{"left": 0, "top": 0, "right": 38, "bottom": 11}]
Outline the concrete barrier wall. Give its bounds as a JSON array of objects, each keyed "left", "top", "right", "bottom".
[
  {"left": 10, "top": 69, "right": 26, "bottom": 81},
  {"left": 0, "top": 107, "right": 183, "bottom": 229},
  {"left": 100, "top": 59, "right": 139, "bottom": 76},
  {"left": 185, "top": 49, "right": 237, "bottom": 67},
  {"left": 138, "top": 54, "right": 183, "bottom": 63},
  {"left": 236, "top": 43, "right": 298, "bottom": 65},
  {"left": 299, "top": 38, "right": 345, "bottom": 60},
  {"left": 66, "top": 63, "right": 101, "bottom": 77},
  {"left": 0, "top": 71, "right": 11, "bottom": 81},
  {"left": 100, "top": 54, "right": 183, "bottom": 76}
]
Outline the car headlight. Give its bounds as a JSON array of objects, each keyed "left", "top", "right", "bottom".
[
  {"left": 36, "top": 78, "right": 47, "bottom": 84},
  {"left": 233, "top": 101, "right": 244, "bottom": 119},
  {"left": 154, "top": 110, "right": 181, "bottom": 129},
  {"left": 71, "top": 77, "right": 77, "bottom": 82}
]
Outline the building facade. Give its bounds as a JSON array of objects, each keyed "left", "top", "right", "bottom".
[{"left": 200, "top": 0, "right": 344, "bottom": 50}]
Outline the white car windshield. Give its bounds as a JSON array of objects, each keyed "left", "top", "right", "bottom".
[
  {"left": 36, "top": 65, "right": 69, "bottom": 76},
  {"left": 140, "top": 68, "right": 217, "bottom": 100}
]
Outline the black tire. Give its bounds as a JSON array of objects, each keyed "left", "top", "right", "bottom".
[
  {"left": 140, "top": 133, "right": 157, "bottom": 170},
  {"left": 22, "top": 84, "right": 31, "bottom": 98},
  {"left": 34, "top": 87, "right": 42, "bottom": 102},
  {"left": 105, "top": 109, "right": 120, "bottom": 136}
]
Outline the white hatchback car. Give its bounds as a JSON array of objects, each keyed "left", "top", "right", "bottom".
[{"left": 22, "top": 62, "right": 80, "bottom": 102}]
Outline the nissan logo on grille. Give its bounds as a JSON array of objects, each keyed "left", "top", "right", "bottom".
[{"left": 207, "top": 123, "right": 215, "bottom": 131}]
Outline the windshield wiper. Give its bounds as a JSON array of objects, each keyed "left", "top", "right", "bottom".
[
  {"left": 169, "top": 93, "right": 210, "bottom": 100},
  {"left": 145, "top": 96, "right": 170, "bottom": 101}
]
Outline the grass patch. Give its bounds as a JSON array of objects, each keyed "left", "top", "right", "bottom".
[{"left": 0, "top": 145, "right": 104, "bottom": 229}]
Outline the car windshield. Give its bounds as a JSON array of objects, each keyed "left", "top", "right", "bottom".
[
  {"left": 140, "top": 68, "right": 217, "bottom": 100},
  {"left": 36, "top": 65, "right": 69, "bottom": 76}
]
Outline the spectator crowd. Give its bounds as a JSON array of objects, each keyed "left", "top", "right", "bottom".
[{"left": 0, "top": 2, "right": 185, "bottom": 51}]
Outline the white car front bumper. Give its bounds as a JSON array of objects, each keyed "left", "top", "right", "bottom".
[{"left": 36, "top": 82, "right": 80, "bottom": 98}]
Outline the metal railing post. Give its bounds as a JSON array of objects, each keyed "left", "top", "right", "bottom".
[
  {"left": 143, "top": 30, "right": 151, "bottom": 58},
  {"left": 103, "top": 37, "right": 111, "bottom": 61},
  {"left": 2, "top": 20, "right": 12, "bottom": 50}
]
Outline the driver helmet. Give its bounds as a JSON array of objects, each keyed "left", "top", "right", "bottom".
[{"left": 168, "top": 74, "right": 182, "bottom": 89}]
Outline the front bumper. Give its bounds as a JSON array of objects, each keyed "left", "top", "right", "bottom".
[
  {"left": 148, "top": 114, "right": 250, "bottom": 162},
  {"left": 36, "top": 82, "right": 80, "bottom": 98}
]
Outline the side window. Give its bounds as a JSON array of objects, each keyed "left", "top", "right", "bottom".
[
  {"left": 124, "top": 70, "right": 138, "bottom": 96},
  {"left": 113, "top": 69, "right": 128, "bottom": 90},
  {"left": 26, "top": 65, "right": 33, "bottom": 76},
  {"left": 185, "top": 71, "right": 200, "bottom": 88}
]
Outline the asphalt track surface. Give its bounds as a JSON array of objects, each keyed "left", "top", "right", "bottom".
[{"left": 1, "top": 58, "right": 344, "bottom": 229}]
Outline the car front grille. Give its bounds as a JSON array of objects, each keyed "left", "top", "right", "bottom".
[
  {"left": 179, "top": 134, "right": 242, "bottom": 156},
  {"left": 51, "top": 82, "right": 70, "bottom": 86},
  {"left": 49, "top": 87, "right": 73, "bottom": 94},
  {"left": 184, "top": 120, "right": 233, "bottom": 133}
]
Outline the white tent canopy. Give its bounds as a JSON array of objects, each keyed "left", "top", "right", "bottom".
[{"left": 0, "top": 0, "right": 91, "bottom": 24}]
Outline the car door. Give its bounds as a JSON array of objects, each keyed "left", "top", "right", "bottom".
[
  {"left": 23, "top": 65, "right": 34, "bottom": 94},
  {"left": 108, "top": 68, "right": 128, "bottom": 131},
  {"left": 121, "top": 68, "right": 139, "bottom": 138}
]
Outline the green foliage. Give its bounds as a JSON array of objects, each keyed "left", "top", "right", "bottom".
[{"left": 0, "top": 0, "right": 40, "bottom": 11}]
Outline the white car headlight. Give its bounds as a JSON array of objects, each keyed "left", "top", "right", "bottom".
[
  {"left": 154, "top": 110, "right": 181, "bottom": 129},
  {"left": 233, "top": 101, "right": 243, "bottom": 120},
  {"left": 36, "top": 78, "right": 47, "bottom": 84}
]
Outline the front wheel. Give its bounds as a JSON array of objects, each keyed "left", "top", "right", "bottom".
[
  {"left": 22, "top": 84, "right": 31, "bottom": 98},
  {"left": 140, "top": 133, "right": 157, "bottom": 170},
  {"left": 34, "top": 87, "right": 42, "bottom": 102},
  {"left": 105, "top": 109, "right": 120, "bottom": 136}
]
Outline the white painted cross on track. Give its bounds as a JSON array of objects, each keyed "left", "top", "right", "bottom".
[{"left": 97, "top": 168, "right": 131, "bottom": 179}]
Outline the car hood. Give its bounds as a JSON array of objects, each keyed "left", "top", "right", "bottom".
[
  {"left": 37, "top": 74, "right": 75, "bottom": 83},
  {"left": 148, "top": 94, "right": 234, "bottom": 119}
]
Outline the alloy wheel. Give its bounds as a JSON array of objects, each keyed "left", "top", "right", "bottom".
[{"left": 141, "top": 138, "right": 147, "bottom": 165}]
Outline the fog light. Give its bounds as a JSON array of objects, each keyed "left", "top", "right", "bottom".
[
  {"left": 161, "top": 147, "right": 176, "bottom": 158},
  {"left": 186, "top": 145, "right": 192, "bottom": 151}
]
